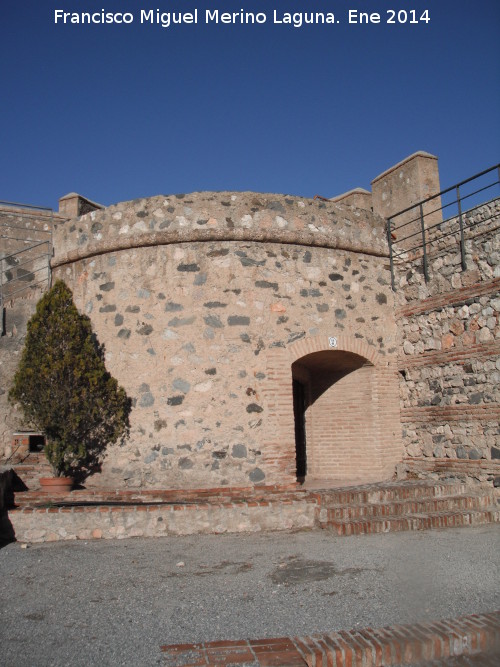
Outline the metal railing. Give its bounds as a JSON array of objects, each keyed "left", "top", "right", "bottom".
[
  {"left": 387, "top": 164, "right": 500, "bottom": 290},
  {"left": 0, "top": 201, "right": 53, "bottom": 308}
]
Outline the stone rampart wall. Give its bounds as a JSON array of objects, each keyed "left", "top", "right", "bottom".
[
  {"left": 396, "top": 198, "right": 500, "bottom": 467},
  {"left": 47, "top": 191, "right": 401, "bottom": 489}
]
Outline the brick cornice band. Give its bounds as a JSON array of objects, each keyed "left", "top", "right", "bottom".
[
  {"left": 396, "top": 278, "right": 500, "bottom": 318},
  {"left": 403, "top": 458, "right": 500, "bottom": 475},
  {"left": 401, "top": 404, "right": 500, "bottom": 423},
  {"left": 399, "top": 340, "right": 500, "bottom": 369}
]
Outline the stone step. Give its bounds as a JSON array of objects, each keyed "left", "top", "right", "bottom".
[
  {"left": 7, "top": 481, "right": 500, "bottom": 543},
  {"left": 324, "top": 493, "right": 494, "bottom": 520},
  {"left": 318, "top": 480, "right": 468, "bottom": 505},
  {"left": 323, "top": 508, "right": 500, "bottom": 536}
]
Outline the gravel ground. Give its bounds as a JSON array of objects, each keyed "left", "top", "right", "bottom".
[{"left": 1, "top": 524, "right": 499, "bottom": 667}]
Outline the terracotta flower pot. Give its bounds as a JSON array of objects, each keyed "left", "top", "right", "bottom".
[{"left": 39, "top": 477, "right": 74, "bottom": 493}]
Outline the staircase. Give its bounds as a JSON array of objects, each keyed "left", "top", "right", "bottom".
[
  {"left": 6, "top": 477, "right": 499, "bottom": 545},
  {"left": 317, "top": 480, "right": 500, "bottom": 535}
]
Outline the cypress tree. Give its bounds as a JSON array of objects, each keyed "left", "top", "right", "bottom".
[{"left": 9, "top": 280, "right": 130, "bottom": 479}]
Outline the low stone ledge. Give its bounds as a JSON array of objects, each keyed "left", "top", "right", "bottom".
[
  {"left": 9, "top": 497, "right": 317, "bottom": 543},
  {"left": 13, "top": 482, "right": 307, "bottom": 507}
]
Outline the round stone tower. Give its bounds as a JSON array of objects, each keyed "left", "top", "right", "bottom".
[{"left": 51, "top": 191, "right": 402, "bottom": 489}]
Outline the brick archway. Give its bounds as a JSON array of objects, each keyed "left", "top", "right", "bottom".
[
  {"left": 262, "top": 335, "right": 401, "bottom": 485},
  {"left": 287, "top": 334, "right": 383, "bottom": 368}
]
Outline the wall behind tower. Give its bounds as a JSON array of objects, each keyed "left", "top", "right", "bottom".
[{"left": 396, "top": 198, "right": 500, "bottom": 467}]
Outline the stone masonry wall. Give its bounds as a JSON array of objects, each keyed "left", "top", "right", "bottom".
[
  {"left": 47, "top": 191, "right": 402, "bottom": 489},
  {"left": 0, "top": 290, "right": 43, "bottom": 459},
  {"left": 0, "top": 206, "right": 56, "bottom": 300},
  {"left": 396, "top": 198, "right": 500, "bottom": 467}
]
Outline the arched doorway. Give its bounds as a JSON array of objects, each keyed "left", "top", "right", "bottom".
[
  {"left": 292, "top": 350, "right": 376, "bottom": 483},
  {"left": 262, "top": 335, "right": 402, "bottom": 487}
]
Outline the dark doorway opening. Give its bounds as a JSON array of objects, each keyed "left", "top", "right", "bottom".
[
  {"left": 29, "top": 434, "right": 45, "bottom": 452},
  {"left": 293, "top": 379, "right": 307, "bottom": 482},
  {"left": 292, "top": 350, "right": 371, "bottom": 484}
]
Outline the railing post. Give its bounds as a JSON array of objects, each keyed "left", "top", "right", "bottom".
[
  {"left": 456, "top": 185, "right": 467, "bottom": 271},
  {"left": 419, "top": 203, "right": 429, "bottom": 282},
  {"left": 47, "top": 241, "right": 51, "bottom": 289},
  {"left": 49, "top": 213, "right": 53, "bottom": 289},
  {"left": 387, "top": 216, "right": 396, "bottom": 291}
]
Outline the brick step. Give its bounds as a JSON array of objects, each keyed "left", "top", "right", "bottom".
[
  {"left": 324, "top": 493, "right": 494, "bottom": 521},
  {"left": 318, "top": 480, "right": 468, "bottom": 505},
  {"left": 323, "top": 508, "right": 500, "bottom": 536}
]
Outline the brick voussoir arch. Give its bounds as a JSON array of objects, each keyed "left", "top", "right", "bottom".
[{"left": 286, "top": 334, "right": 383, "bottom": 367}]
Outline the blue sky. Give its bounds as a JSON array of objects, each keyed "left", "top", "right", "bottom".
[{"left": 1, "top": 1, "right": 499, "bottom": 210}]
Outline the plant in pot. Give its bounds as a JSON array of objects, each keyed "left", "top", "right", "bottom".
[{"left": 9, "top": 280, "right": 131, "bottom": 492}]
